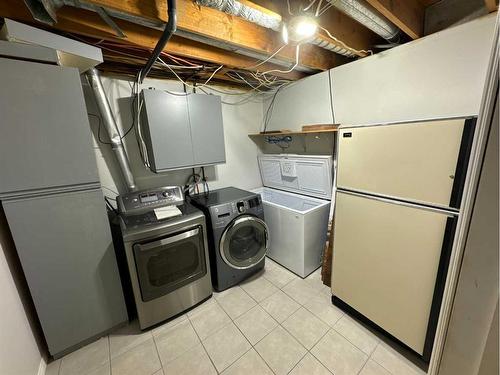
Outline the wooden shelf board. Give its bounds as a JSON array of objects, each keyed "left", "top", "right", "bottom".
[{"left": 248, "top": 129, "right": 338, "bottom": 137}]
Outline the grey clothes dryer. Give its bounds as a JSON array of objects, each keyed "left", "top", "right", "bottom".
[
  {"left": 119, "top": 202, "right": 213, "bottom": 329},
  {"left": 190, "top": 187, "right": 269, "bottom": 291}
]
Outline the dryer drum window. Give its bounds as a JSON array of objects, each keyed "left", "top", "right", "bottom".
[{"left": 220, "top": 216, "right": 268, "bottom": 270}]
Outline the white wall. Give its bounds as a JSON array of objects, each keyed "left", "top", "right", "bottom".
[
  {"left": 262, "top": 70, "right": 334, "bottom": 132},
  {"left": 0, "top": 219, "right": 43, "bottom": 375},
  {"left": 82, "top": 75, "right": 264, "bottom": 197},
  {"left": 330, "top": 14, "right": 496, "bottom": 125}
]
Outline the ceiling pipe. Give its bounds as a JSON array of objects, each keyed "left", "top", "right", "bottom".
[
  {"left": 85, "top": 68, "right": 137, "bottom": 192},
  {"left": 325, "top": 0, "right": 400, "bottom": 42},
  {"left": 139, "top": 0, "right": 177, "bottom": 82}
]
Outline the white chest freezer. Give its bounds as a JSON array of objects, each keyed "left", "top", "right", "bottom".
[{"left": 253, "top": 154, "right": 333, "bottom": 277}]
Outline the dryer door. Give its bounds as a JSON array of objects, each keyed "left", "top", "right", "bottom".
[{"left": 220, "top": 216, "right": 268, "bottom": 269}]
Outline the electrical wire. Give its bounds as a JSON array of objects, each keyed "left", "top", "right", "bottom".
[
  {"left": 157, "top": 57, "right": 224, "bottom": 89},
  {"left": 241, "top": 44, "right": 288, "bottom": 70},
  {"left": 258, "top": 44, "right": 301, "bottom": 75},
  {"left": 319, "top": 25, "right": 373, "bottom": 56},
  {"left": 87, "top": 113, "right": 112, "bottom": 145}
]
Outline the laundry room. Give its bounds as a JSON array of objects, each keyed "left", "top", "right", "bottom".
[{"left": 0, "top": 2, "right": 498, "bottom": 375}]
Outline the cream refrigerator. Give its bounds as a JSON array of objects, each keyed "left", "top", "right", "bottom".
[{"left": 332, "top": 118, "right": 475, "bottom": 362}]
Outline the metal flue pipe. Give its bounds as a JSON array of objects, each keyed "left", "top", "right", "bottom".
[{"left": 85, "top": 68, "right": 137, "bottom": 192}]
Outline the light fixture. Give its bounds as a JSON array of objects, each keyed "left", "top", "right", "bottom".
[{"left": 283, "top": 15, "right": 318, "bottom": 43}]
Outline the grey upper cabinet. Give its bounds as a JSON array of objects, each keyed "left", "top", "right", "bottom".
[
  {"left": 142, "top": 90, "right": 194, "bottom": 171},
  {"left": 0, "top": 58, "right": 99, "bottom": 195},
  {"left": 188, "top": 94, "right": 226, "bottom": 166},
  {"left": 141, "top": 89, "right": 226, "bottom": 172}
]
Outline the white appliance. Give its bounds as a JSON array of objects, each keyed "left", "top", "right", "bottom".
[
  {"left": 254, "top": 154, "right": 333, "bottom": 277},
  {"left": 332, "top": 118, "right": 476, "bottom": 362}
]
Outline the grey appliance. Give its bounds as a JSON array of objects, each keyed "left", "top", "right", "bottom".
[
  {"left": 332, "top": 118, "right": 476, "bottom": 362},
  {"left": 190, "top": 187, "right": 269, "bottom": 291},
  {"left": 117, "top": 187, "right": 212, "bottom": 329},
  {"left": 0, "top": 57, "right": 128, "bottom": 358}
]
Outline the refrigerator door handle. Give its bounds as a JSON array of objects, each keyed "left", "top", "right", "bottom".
[{"left": 337, "top": 188, "right": 459, "bottom": 217}]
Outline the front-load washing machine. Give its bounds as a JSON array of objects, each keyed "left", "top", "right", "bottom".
[{"left": 189, "top": 187, "right": 269, "bottom": 291}]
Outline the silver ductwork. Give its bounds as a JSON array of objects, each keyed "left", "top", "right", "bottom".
[
  {"left": 85, "top": 68, "right": 137, "bottom": 192},
  {"left": 195, "top": 0, "right": 282, "bottom": 31},
  {"left": 195, "top": 0, "right": 361, "bottom": 57},
  {"left": 325, "top": 0, "right": 400, "bottom": 42}
]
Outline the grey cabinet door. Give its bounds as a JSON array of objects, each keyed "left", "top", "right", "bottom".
[
  {"left": 188, "top": 94, "right": 226, "bottom": 165},
  {"left": 0, "top": 58, "right": 99, "bottom": 194},
  {"left": 142, "top": 90, "right": 194, "bottom": 171},
  {"left": 3, "top": 189, "right": 128, "bottom": 356}
]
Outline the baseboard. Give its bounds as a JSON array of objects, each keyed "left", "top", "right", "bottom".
[{"left": 37, "top": 357, "right": 47, "bottom": 375}]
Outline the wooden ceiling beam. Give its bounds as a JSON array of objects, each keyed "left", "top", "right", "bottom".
[
  {"left": 251, "top": 0, "right": 383, "bottom": 54},
  {"left": 0, "top": 1, "right": 306, "bottom": 80},
  {"left": 83, "top": 0, "right": 346, "bottom": 71},
  {"left": 364, "top": 0, "right": 425, "bottom": 39}
]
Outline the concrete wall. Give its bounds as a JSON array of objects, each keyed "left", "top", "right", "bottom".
[
  {"left": 0, "top": 212, "right": 44, "bottom": 375},
  {"left": 330, "top": 14, "right": 496, "bottom": 126},
  {"left": 82, "top": 75, "right": 265, "bottom": 198}
]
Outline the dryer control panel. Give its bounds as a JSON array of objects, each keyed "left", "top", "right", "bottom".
[{"left": 117, "top": 186, "right": 184, "bottom": 215}]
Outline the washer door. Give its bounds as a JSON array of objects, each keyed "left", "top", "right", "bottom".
[{"left": 220, "top": 216, "right": 268, "bottom": 269}]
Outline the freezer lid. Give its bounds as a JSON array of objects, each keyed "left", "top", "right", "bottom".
[
  {"left": 257, "top": 154, "right": 333, "bottom": 199},
  {"left": 337, "top": 118, "right": 475, "bottom": 209}
]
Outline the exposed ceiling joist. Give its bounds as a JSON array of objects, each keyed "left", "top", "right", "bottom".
[
  {"left": 365, "top": 0, "right": 425, "bottom": 39},
  {"left": 83, "top": 0, "right": 346, "bottom": 71},
  {"left": 0, "top": 1, "right": 307, "bottom": 80},
  {"left": 252, "top": 0, "right": 382, "bottom": 54}
]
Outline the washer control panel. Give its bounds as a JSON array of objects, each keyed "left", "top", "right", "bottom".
[
  {"left": 117, "top": 186, "right": 184, "bottom": 215},
  {"left": 211, "top": 196, "right": 262, "bottom": 228}
]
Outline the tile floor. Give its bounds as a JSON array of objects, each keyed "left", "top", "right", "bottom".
[{"left": 46, "top": 258, "right": 427, "bottom": 375}]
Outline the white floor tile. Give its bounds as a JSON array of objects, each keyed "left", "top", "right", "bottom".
[
  {"left": 240, "top": 272, "right": 279, "bottom": 302},
  {"left": 282, "top": 307, "right": 329, "bottom": 349},
  {"left": 203, "top": 323, "right": 251, "bottom": 372},
  {"left": 217, "top": 286, "right": 257, "bottom": 319},
  {"left": 110, "top": 337, "right": 161, "bottom": 375},
  {"left": 255, "top": 326, "right": 307, "bottom": 375},
  {"left": 164, "top": 344, "right": 217, "bottom": 375},
  {"left": 221, "top": 349, "right": 273, "bottom": 375},
  {"left": 303, "top": 295, "right": 344, "bottom": 327},
  {"left": 155, "top": 319, "right": 200, "bottom": 364},
  {"left": 189, "top": 301, "right": 231, "bottom": 340},
  {"left": 283, "top": 278, "right": 320, "bottom": 305},
  {"left": 151, "top": 314, "right": 188, "bottom": 338},
  {"left": 289, "top": 353, "right": 332, "bottom": 375},
  {"left": 60, "top": 337, "right": 109, "bottom": 375},
  {"left": 371, "top": 343, "right": 426, "bottom": 375},
  {"left": 45, "top": 359, "right": 61, "bottom": 375},
  {"left": 234, "top": 305, "right": 278, "bottom": 345},
  {"left": 359, "top": 359, "right": 392, "bottom": 375},
  {"left": 109, "top": 320, "right": 153, "bottom": 359},
  {"left": 262, "top": 262, "right": 297, "bottom": 289},
  {"left": 311, "top": 330, "right": 368, "bottom": 375},
  {"left": 87, "top": 363, "right": 111, "bottom": 375},
  {"left": 334, "top": 315, "right": 379, "bottom": 355},
  {"left": 259, "top": 290, "right": 300, "bottom": 323}
]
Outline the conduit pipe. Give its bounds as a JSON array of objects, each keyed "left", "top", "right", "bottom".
[
  {"left": 85, "top": 68, "right": 137, "bottom": 192},
  {"left": 140, "top": 0, "right": 177, "bottom": 82}
]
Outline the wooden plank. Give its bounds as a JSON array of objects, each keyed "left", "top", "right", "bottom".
[
  {"left": 365, "top": 0, "right": 425, "bottom": 39},
  {"left": 85, "top": 0, "right": 345, "bottom": 71},
  {"left": 485, "top": 0, "right": 499, "bottom": 12},
  {"left": 0, "top": 1, "right": 306, "bottom": 80},
  {"left": 248, "top": 128, "right": 338, "bottom": 136}
]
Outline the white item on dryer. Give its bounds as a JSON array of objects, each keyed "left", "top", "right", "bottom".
[{"left": 254, "top": 154, "right": 333, "bottom": 277}]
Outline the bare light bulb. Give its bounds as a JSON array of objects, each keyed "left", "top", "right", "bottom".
[{"left": 286, "top": 16, "right": 318, "bottom": 42}]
